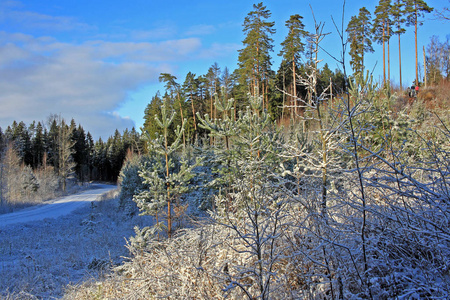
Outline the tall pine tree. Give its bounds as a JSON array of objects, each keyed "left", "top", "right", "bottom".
[
  {"left": 238, "top": 2, "right": 275, "bottom": 104},
  {"left": 279, "top": 14, "right": 307, "bottom": 119},
  {"left": 346, "top": 7, "right": 374, "bottom": 75},
  {"left": 392, "top": 0, "right": 407, "bottom": 89},
  {"left": 404, "top": 0, "right": 433, "bottom": 86},
  {"left": 373, "top": 0, "right": 393, "bottom": 87}
]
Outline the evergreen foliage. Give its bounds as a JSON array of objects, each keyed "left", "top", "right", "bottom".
[
  {"left": 279, "top": 14, "right": 308, "bottom": 119},
  {"left": 0, "top": 116, "right": 141, "bottom": 205},
  {"left": 346, "top": 7, "right": 374, "bottom": 74},
  {"left": 373, "top": 0, "right": 393, "bottom": 87},
  {"left": 237, "top": 2, "right": 275, "bottom": 104},
  {"left": 134, "top": 101, "right": 200, "bottom": 238},
  {"left": 404, "top": 0, "right": 433, "bottom": 85}
]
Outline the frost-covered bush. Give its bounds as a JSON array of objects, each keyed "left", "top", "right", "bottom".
[{"left": 117, "top": 152, "right": 153, "bottom": 216}]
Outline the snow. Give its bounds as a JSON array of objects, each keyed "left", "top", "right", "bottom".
[
  {"left": 0, "top": 184, "right": 115, "bottom": 227},
  {"left": 0, "top": 185, "right": 154, "bottom": 299}
]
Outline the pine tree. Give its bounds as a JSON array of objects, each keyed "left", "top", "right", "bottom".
[
  {"left": 159, "top": 73, "right": 186, "bottom": 147},
  {"left": 47, "top": 117, "right": 60, "bottom": 170},
  {"left": 206, "top": 63, "right": 221, "bottom": 120},
  {"left": 182, "top": 72, "right": 200, "bottom": 139},
  {"left": 392, "top": 0, "right": 407, "bottom": 89},
  {"left": 198, "top": 92, "right": 288, "bottom": 298},
  {"left": 373, "top": 0, "right": 393, "bottom": 87},
  {"left": 346, "top": 7, "right": 374, "bottom": 75},
  {"left": 237, "top": 2, "right": 275, "bottom": 102},
  {"left": 134, "top": 100, "right": 199, "bottom": 238},
  {"left": 404, "top": 0, "right": 433, "bottom": 86},
  {"left": 279, "top": 14, "right": 308, "bottom": 119}
]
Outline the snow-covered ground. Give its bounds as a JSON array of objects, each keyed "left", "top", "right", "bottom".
[{"left": 0, "top": 185, "right": 153, "bottom": 299}]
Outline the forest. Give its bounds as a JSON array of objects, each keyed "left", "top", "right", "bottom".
[
  {"left": 2, "top": 0, "right": 450, "bottom": 298},
  {"left": 0, "top": 116, "right": 142, "bottom": 212}
]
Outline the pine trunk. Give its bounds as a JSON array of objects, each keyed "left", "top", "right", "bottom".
[
  {"left": 415, "top": 5, "right": 419, "bottom": 86},
  {"left": 292, "top": 57, "right": 297, "bottom": 119},
  {"left": 387, "top": 25, "right": 391, "bottom": 88},
  {"left": 398, "top": 32, "right": 403, "bottom": 90},
  {"left": 382, "top": 22, "right": 386, "bottom": 86}
]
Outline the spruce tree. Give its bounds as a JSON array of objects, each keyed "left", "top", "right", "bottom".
[
  {"left": 143, "top": 92, "right": 163, "bottom": 141},
  {"left": 32, "top": 122, "right": 45, "bottom": 168},
  {"left": 221, "top": 66, "right": 234, "bottom": 102},
  {"left": 346, "top": 7, "right": 374, "bottom": 75}
]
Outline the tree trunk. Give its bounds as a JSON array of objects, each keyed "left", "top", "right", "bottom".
[
  {"left": 387, "top": 24, "right": 391, "bottom": 89},
  {"left": 398, "top": 32, "right": 403, "bottom": 90},
  {"left": 382, "top": 21, "right": 386, "bottom": 86},
  {"left": 423, "top": 45, "right": 427, "bottom": 87},
  {"left": 190, "top": 89, "right": 197, "bottom": 141},
  {"left": 282, "top": 69, "right": 286, "bottom": 120},
  {"left": 292, "top": 57, "right": 297, "bottom": 119},
  {"left": 415, "top": 5, "right": 419, "bottom": 86},
  {"left": 176, "top": 92, "right": 186, "bottom": 147}
]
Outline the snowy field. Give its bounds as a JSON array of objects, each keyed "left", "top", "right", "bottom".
[{"left": 0, "top": 185, "right": 153, "bottom": 299}]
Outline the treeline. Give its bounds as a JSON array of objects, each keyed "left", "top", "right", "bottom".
[
  {"left": 143, "top": 64, "right": 346, "bottom": 144},
  {"left": 142, "top": 0, "right": 449, "bottom": 144},
  {"left": 0, "top": 115, "right": 142, "bottom": 191}
]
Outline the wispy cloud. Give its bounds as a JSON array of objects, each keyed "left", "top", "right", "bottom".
[
  {"left": 184, "top": 24, "right": 216, "bottom": 36},
  {"left": 130, "top": 26, "right": 178, "bottom": 41},
  {"left": 0, "top": 1, "right": 95, "bottom": 32},
  {"left": 0, "top": 32, "right": 203, "bottom": 138},
  {"left": 196, "top": 42, "right": 240, "bottom": 60}
]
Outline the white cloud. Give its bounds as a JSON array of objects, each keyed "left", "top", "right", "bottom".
[
  {"left": 0, "top": 1, "right": 95, "bottom": 32},
  {"left": 0, "top": 32, "right": 202, "bottom": 138},
  {"left": 196, "top": 42, "right": 240, "bottom": 60},
  {"left": 130, "top": 26, "right": 177, "bottom": 41},
  {"left": 184, "top": 24, "right": 216, "bottom": 36}
]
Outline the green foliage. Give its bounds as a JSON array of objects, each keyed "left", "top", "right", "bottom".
[
  {"left": 279, "top": 14, "right": 307, "bottom": 64},
  {"left": 346, "top": 7, "right": 374, "bottom": 74},
  {"left": 198, "top": 92, "right": 284, "bottom": 213},
  {"left": 134, "top": 100, "right": 201, "bottom": 237},
  {"left": 237, "top": 2, "right": 275, "bottom": 97},
  {"left": 404, "top": 0, "right": 433, "bottom": 27}
]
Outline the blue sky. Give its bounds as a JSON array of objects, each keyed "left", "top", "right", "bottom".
[{"left": 0, "top": 0, "right": 448, "bottom": 139}]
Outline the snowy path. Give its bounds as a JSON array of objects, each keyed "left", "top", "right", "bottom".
[{"left": 0, "top": 184, "right": 116, "bottom": 227}]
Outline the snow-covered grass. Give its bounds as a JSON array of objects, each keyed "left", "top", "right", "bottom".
[{"left": 0, "top": 189, "right": 154, "bottom": 299}]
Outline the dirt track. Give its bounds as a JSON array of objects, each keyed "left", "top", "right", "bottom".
[{"left": 0, "top": 184, "right": 116, "bottom": 227}]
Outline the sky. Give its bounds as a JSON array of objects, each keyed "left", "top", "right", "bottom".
[{"left": 0, "top": 0, "right": 448, "bottom": 140}]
